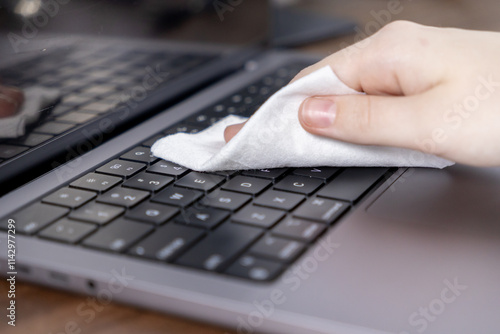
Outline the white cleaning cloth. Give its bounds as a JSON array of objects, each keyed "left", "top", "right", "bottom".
[
  {"left": 0, "top": 87, "right": 60, "bottom": 138},
  {"left": 152, "top": 66, "right": 453, "bottom": 171}
]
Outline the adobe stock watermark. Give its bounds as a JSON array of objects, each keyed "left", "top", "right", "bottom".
[
  {"left": 398, "top": 277, "right": 467, "bottom": 334},
  {"left": 415, "top": 74, "right": 500, "bottom": 155},
  {"left": 388, "top": 74, "right": 499, "bottom": 192},
  {"left": 8, "top": 0, "right": 72, "bottom": 53},
  {"left": 213, "top": 0, "right": 244, "bottom": 22},
  {"left": 228, "top": 235, "right": 340, "bottom": 334},
  {"left": 338, "top": 0, "right": 406, "bottom": 60},
  {"left": 48, "top": 268, "right": 134, "bottom": 334}
]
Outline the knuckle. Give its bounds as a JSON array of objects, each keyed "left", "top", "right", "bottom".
[
  {"left": 379, "top": 20, "right": 419, "bottom": 34},
  {"left": 369, "top": 21, "right": 425, "bottom": 69}
]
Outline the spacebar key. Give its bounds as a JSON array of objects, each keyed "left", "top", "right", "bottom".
[{"left": 176, "top": 223, "right": 263, "bottom": 272}]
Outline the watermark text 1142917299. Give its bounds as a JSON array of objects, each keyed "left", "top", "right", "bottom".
[{"left": 6, "top": 219, "right": 17, "bottom": 327}]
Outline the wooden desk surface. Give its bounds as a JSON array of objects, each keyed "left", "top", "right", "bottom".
[{"left": 2, "top": 1, "right": 499, "bottom": 333}]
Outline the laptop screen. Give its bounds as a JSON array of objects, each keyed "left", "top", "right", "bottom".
[{"left": 0, "top": 0, "right": 270, "bottom": 56}]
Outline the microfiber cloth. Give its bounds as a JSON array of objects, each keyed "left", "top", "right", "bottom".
[
  {"left": 0, "top": 86, "right": 60, "bottom": 138},
  {"left": 151, "top": 66, "right": 454, "bottom": 171}
]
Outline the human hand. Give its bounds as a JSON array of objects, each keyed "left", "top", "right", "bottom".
[
  {"left": 225, "top": 21, "right": 500, "bottom": 167},
  {"left": 0, "top": 85, "right": 24, "bottom": 118}
]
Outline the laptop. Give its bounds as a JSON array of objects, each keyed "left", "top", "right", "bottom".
[
  {"left": 0, "top": 0, "right": 270, "bottom": 195},
  {"left": 1, "top": 1, "right": 500, "bottom": 334}
]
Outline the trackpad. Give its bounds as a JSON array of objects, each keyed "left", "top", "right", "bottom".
[{"left": 367, "top": 165, "right": 500, "bottom": 233}]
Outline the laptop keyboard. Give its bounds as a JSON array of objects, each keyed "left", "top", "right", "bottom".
[
  {"left": 0, "top": 45, "right": 216, "bottom": 190},
  {"left": 1, "top": 63, "right": 393, "bottom": 282}
]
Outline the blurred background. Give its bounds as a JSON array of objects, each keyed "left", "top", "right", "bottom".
[
  {"left": 2, "top": 0, "right": 500, "bottom": 55},
  {"left": 1, "top": 1, "right": 500, "bottom": 334}
]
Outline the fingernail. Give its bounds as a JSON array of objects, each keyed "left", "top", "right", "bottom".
[{"left": 301, "top": 97, "right": 336, "bottom": 128}]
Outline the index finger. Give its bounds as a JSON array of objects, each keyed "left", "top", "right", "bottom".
[{"left": 289, "top": 21, "right": 444, "bottom": 97}]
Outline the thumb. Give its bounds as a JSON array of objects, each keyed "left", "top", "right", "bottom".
[{"left": 298, "top": 95, "right": 428, "bottom": 151}]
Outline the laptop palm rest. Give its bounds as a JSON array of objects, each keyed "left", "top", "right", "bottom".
[{"left": 367, "top": 165, "right": 500, "bottom": 234}]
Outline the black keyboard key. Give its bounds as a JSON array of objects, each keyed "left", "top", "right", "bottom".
[
  {"left": 164, "top": 124, "right": 202, "bottom": 135},
  {"left": 184, "top": 111, "right": 221, "bottom": 127},
  {"left": 237, "top": 105, "right": 258, "bottom": 118},
  {"left": 129, "top": 224, "right": 205, "bottom": 261},
  {"left": 82, "top": 218, "right": 153, "bottom": 252},
  {"left": 50, "top": 104, "right": 73, "bottom": 116},
  {"left": 211, "top": 103, "right": 226, "bottom": 114},
  {"left": 33, "top": 121, "right": 74, "bottom": 135},
  {"left": 221, "top": 176, "right": 271, "bottom": 195},
  {"left": 274, "top": 175, "right": 323, "bottom": 195},
  {"left": 79, "top": 101, "right": 114, "bottom": 114},
  {"left": 184, "top": 112, "right": 211, "bottom": 126},
  {"left": 272, "top": 218, "right": 326, "bottom": 242},
  {"left": 97, "top": 187, "right": 149, "bottom": 208},
  {"left": 242, "top": 168, "right": 288, "bottom": 180},
  {"left": 201, "top": 190, "right": 251, "bottom": 211},
  {"left": 175, "top": 172, "right": 225, "bottom": 192},
  {"left": 57, "top": 112, "right": 96, "bottom": 124},
  {"left": 69, "top": 202, "right": 125, "bottom": 225},
  {"left": 43, "top": 187, "right": 96, "bottom": 208},
  {"left": 141, "top": 134, "right": 164, "bottom": 147},
  {"left": 123, "top": 172, "right": 173, "bottom": 192},
  {"left": 120, "top": 146, "right": 159, "bottom": 164},
  {"left": 62, "top": 94, "right": 90, "bottom": 106},
  {"left": 0, "top": 144, "right": 29, "bottom": 159},
  {"left": 176, "top": 223, "right": 263, "bottom": 271},
  {"left": 293, "top": 167, "right": 340, "bottom": 180},
  {"left": 293, "top": 197, "right": 349, "bottom": 224},
  {"left": 79, "top": 85, "right": 116, "bottom": 97},
  {"left": 254, "top": 189, "right": 305, "bottom": 211},
  {"left": 175, "top": 207, "right": 229, "bottom": 229},
  {"left": 211, "top": 170, "right": 239, "bottom": 178},
  {"left": 125, "top": 202, "right": 179, "bottom": 225},
  {"left": 231, "top": 205, "right": 285, "bottom": 228},
  {"left": 96, "top": 159, "right": 146, "bottom": 178},
  {"left": 225, "top": 255, "right": 284, "bottom": 281},
  {"left": 147, "top": 161, "right": 189, "bottom": 178},
  {"left": 250, "top": 235, "right": 305, "bottom": 263},
  {"left": 152, "top": 186, "right": 202, "bottom": 207},
  {"left": 39, "top": 218, "right": 97, "bottom": 243},
  {"left": 317, "top": 168, "right": 389, "bottom": 202},
  {"left": 8, "top": 133, "right": 53, "bottom": 147},
  {"left": 70, "top": 173, "right": 122, "bottom": 192},
  {"left": 2, "top": 203, "right": 69, "bottom": 235},
  {"left": 87, "top": 98, "right": 121, "bottom": 110}
]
